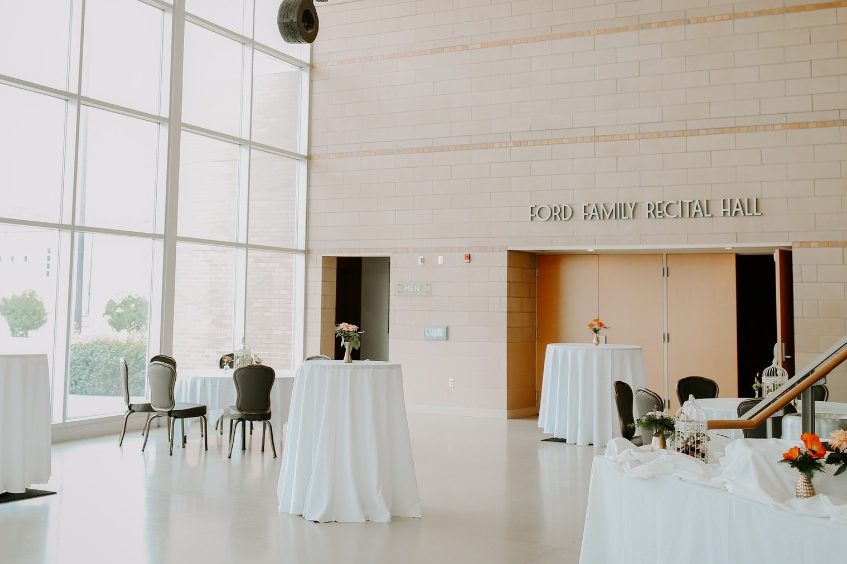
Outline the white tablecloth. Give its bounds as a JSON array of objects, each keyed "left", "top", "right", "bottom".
[
  {"left": 0, "top": 355, "right": 51, "bottom": 493},
  {"left": 580, "top": 441, "right": 847, "bottom": 564},
  {"left": 699, "top": 398, "right": 748, "bottom": 440},
  {"left": 277, "top": 360, "right": 421, "bottom": 523},
  {"left": 174, "top": 368, "right": 294, "bottom": 435},
  {"left": 539, "top": 344, "right": 646, "bottom": 445}
]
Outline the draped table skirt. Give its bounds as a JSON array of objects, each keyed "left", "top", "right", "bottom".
[
  {"left": 0, "top": 354, "right": 51, "bottom": 493},
  {"left": 539, "top": 344, "right": 646, "bottom": 446},
  {"left": 277, "top": 360, "right": 421, "bottom": 523}
]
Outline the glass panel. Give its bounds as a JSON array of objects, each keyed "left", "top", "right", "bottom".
[
  {"left": 185, "top": 0, "right": 249, "bottom": 35},
  {"left": 66, "top": 233, "right": 158, "bottom": 420},
  {"left": 173, "top": 243, "right": 238, "bottom": 370},
  {"left": 0, "top": 0, "right": 74, "bottom": 89},
  {"left": 182, "top": 23, "right": 245, "bottom": 136},
  {"left": 245, "top": 250, "right": 295, "bottom": 371},
  {"left": 0, "top": 224, "right": 67, "bottom": 423},
  {"left": 82, "top": 0, "right": 167, "bottom": 115},
  {"left": 253, "top": 0, "right": 310, "bottom": 62},
  {"left": 178, "top": 132, "right": 241, "bottom": 242},
  {"left": 248, "top": 150, "right": 299, "bottom": 248},
  {"left": 251, "top": 51, "right": 302, "bottom": 152},
  {"left": 76, "top": 107, "right": 163, "bottom": 233},
  {"left": 0, "top": 85, "right": 68, "bottom": 224}
]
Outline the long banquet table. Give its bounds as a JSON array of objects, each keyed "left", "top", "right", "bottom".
[
  {"left": 174, "top": 368, "right": 294, "bottom": 438},
  {"left": 277, "top": 360, "right": 421, "bottom": 523},
  {"left": 0, "top": 355, "right": 51, "bottom": 493},
  {"left": 580, "top": 446, "right": 847, "bottom": 564},
  {"left": 539, "top": 344, "right": 646, "bottom": 445}
]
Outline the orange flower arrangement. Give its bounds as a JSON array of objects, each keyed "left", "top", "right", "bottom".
[
  {"left": 587, "top": 318, "right": 608, "bottom": 334},
  {"left": 780, "top": 433, "right": 827, "bottom": 481}
]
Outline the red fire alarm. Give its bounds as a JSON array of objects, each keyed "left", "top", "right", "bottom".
[{"left": 464, "top": 253, "right": 471, "bottom": 263}]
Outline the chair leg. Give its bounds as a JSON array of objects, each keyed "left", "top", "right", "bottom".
[
  {"left": 142, "top": 413, "right": 152, "bottom": 436},
  {"left": 119, "top": 411, "right": 132, "bottom": 446},
  {"left": 267, "top": 421, "right": 277, "bottom": 458},
  {"left": 242, "top": 419, "right": 247, "bottom": 450},
  {"left": 141, "top": 413, "right": 160, "bottom": 452},
  {"left": 228, "top": 420, "right": 239, "bottom": 458},
  {"left": 181, "top": 418, "right": 186, "bottom": 448},
  {"left": 261, "top": 421, "right": 266, "bottom": 453},
  {"left": 202, "top": 415, "right": 208, "bottom": 451},
  {"left": 168, "top": 417, "right": 174, "bottom": 456},
  {"left": 250, "top": 421, "right": 253, "bottom": 435},
  {"left": 215, "top": 413, "right": 225, "bottom": 436}
]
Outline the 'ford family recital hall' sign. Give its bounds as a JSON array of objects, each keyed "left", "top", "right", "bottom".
[{"left": 529, "top": 198, "right": 761, "bottom": 221}]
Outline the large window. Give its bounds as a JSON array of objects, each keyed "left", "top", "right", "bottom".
[{"left": 0, "top": 0, "right": 308, "bottom": 423}]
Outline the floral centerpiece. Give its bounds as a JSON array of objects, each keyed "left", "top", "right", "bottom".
[
  {"left": 221, "top": 353, "right": 235, "bottom": 369},
  {"left": 587, "top": 318, "right": 608, "bottom": 345},
  {"left": 635, "top": 411, "right": 675, "bottom": 449},
  {"left": 335, "top": 322, "right": 363, "bottom": 363},
  {"left": 780, "top": 432, "right": 827, "bottom": 498},
  {"left": 826, "top": 429, "right": 847, "bottom": 477}
]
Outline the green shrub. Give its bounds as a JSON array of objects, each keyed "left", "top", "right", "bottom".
[
  {"left": 0, "top": 290, "right": 47, "bottom": 337},
  {"left": 104, "top": 295, "right": 148, "bottom": 334},
  {"left": 69, "top": 338, "right": 147, "bottom": 396}
]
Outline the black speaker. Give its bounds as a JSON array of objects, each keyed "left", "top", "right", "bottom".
[{"left": 278, "top": 0, "right": 319, "bottom": 44}]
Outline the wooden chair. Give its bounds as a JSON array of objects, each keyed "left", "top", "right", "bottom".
[
  {"left": 677, "top": 376, "right": 719, "bottom": 405},
  {"left": 613, "top": 381, "right": 642, "bottom": 446}
]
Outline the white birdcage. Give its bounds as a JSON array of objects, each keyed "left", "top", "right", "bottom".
[
  {"left": 674, "top": 395, "right": 709, "bottom": 461},
  {"left": 762, "top": 359, "right": 788, "bottom": 396}
]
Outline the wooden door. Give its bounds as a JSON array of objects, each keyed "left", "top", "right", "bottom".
[
  {"left": 775, "top": 249, "right": 795, "bottom": 375},
  {"left": 536, "top": 255, "right": 598, "bottom": 401},
  {"left": 666, "top": 254, "right": 738, "bottom": 409},
  {"left": 598, "top": 255, "right": 664, "bottom": 400}
]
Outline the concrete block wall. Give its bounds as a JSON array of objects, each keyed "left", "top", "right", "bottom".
[{"left": 307, "top": 0, "right": 847, "bottom": 413}]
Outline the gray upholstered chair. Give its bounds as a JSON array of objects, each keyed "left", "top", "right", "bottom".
[
  {"left": 150, "top": 354, "right": 177, "bottom": 369},
  {"left": 634, "top": 387, "right": 663, "bottom": 446},
  {"left": 305, "top": 354, "right": 331, "bottom": 360},
  {"left": 142, "top": 361, "right": 208, "bottom": 455},
  {"left": 613, "top": 380, "right": 642, "bottom": 446},
  {"left": 676, "top": 376, "right": 719, "bottom": 405},
  {"left": 118, "top": 358, "right": 155, "bottom": 447},
  {"left": 812, "top": 384, "right": 829, "bottom": 402},
  {"left": 228, "top": 364, "right": 277, "bottom": 458},
  {"left": 737, "top": 398, "right": 797, "bottom": 439}
]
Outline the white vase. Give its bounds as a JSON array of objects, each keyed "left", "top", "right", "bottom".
[{"left": 343, "top": 341, "right": 353, "bottom": 363}]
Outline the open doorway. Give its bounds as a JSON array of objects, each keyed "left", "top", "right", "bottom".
[
  {"left": 735, "top": 254, "right": 778, "bottom": 397},
  {"left": 334, "top": 257, "right": 390, "bottom": 361}
]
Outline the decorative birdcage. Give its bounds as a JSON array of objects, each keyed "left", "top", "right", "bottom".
[
  {"left": 674, "top": 395, "right": 709, "bottom": 461},
  {"left": 761, "top": 359, "right": 788, "bottom": 396}
]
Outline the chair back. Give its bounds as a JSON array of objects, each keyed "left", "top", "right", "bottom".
[
  {"left": 613, "top": 381, "right": 637, "bottom": 441},
  {"left": 234, "top": 365, "right": 275, "bottom": 414},
  {"left": 305, "top": 355, "right": 330, "bottom": 361},
  {"left": 120, "top": 358, "right": 131, "bottom": 408},
  {"left": 635, "top": 387, "right": 663, "bottom": 418},
  {"left": 737, "top": 398, "right": 767, "bottom": 439},
  {"left": 812, "top": 384, "right": 829, "bottom": 402},
  {"left": 676, "top": 376, "right": 719, "bottom": 405},
  {"left": 148, "top": 361, "right": 176, "bottom": 412},
  {"left": 150, "top": 354, "right": 177, "bottom": 369}
]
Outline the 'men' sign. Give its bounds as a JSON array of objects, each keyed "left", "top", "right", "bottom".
[{"left": 529, "top": 198, "right": 761, "bottom": 222}]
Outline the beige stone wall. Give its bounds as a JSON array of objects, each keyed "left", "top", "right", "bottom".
[
  {"left": 793, "top": 242, "right": 847, "bottom": 401},
  {"left": 307, "top": 0, "right": 847, "bottom": 413},
  {"left": 507, "top": 251, "right": 537, "bottom": 413}
]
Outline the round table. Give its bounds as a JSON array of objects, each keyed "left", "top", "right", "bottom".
[
  {"left": 538, "top": 343, "right": 646, "bottom": 446},
  {"left": 0, "top": 355, "right": 51, "bottom": 493},
  {"left": 277, "top": 360, "right": 421, "bottom": 523},
  {"left": 174, "top": 368, "right": 294, "bottom": 440},
  {"left": 697, "top": 398, "right": 748, "bottom": 440}
]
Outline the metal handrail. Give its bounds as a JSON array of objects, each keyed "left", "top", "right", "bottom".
[{"left": 707, "top": 336, "right": 847, "bottom": 431}]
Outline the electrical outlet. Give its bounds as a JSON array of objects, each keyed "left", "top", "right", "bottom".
[{"left": 448, "top": 378, "right": 455, "bottom": 389}]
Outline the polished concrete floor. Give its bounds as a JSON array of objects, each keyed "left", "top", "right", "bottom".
[{"left": 0, "top": 414, "right": 602, "bottom": 564}]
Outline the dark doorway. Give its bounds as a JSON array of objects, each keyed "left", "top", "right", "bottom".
[
  {"left": 335, "top": 257, "right": 362, "bottom": 361},
  {"left": 333, "top": 257, "right": 390, "bottom": 361},
  {"left": 736, "top": 255, "right": 777, "bottom": 397}
]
